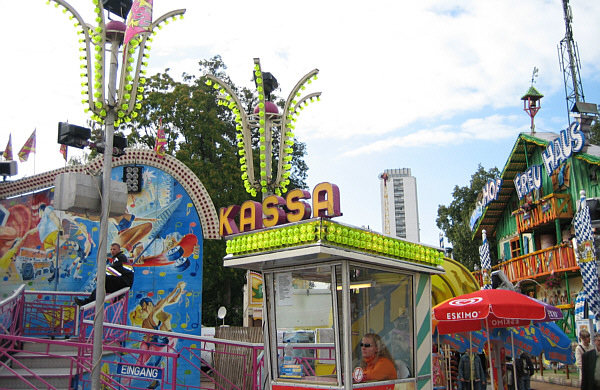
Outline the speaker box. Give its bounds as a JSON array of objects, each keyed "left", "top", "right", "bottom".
[
  {"left": 58, "top": 122, "right": 91, "bottom": 149},
  {"left": 0, "top": 161, "right": 17, "bottom": 176},
  {"left": 54, "top": 173, "right": 127, "bottom": 217}
]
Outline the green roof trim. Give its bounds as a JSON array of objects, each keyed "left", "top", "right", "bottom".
[
  {"left": 225, "top": 218, "right": 444, "bottom": 266},
  {"left": 521, "top": 86, "right": 544, "bottom": 100}
]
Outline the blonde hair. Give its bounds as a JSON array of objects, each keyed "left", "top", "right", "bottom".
[{"left": 360, "top": 333, "right": 397, "bottom": 370}]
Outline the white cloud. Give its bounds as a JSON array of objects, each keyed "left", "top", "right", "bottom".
[
  {"left": 341, "top": 114, "right": 526, "bottom": 156},
  {"left": 1, "top": 0, "right": 598, "bottom": 246}
]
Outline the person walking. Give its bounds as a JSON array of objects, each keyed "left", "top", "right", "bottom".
[
  {"left": 576, "top": 330, "right": 595, "bottom": 372},
  {"left": 74, "top": 243, "right": 134, "bottom": 306},
  {"left": 581, "top": 333, "right": 600, "bottom": 390},
  {"left": 515, "top": 351, "right": 534, "bottom": 390}
]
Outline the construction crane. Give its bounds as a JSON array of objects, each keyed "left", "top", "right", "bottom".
[
  {"left": 379, "top": 172, "right": 391, "bottom": 235},
  {"left": 558, "top": 0, "right": 586, "bottom": 125}
]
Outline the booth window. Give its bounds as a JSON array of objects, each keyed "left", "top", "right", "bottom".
[
  {"left": 272, "top": 266, "right": 338, "bottom": 384},
  {"left": 340, "top": 265, "right": 414, "bottom": 382}
]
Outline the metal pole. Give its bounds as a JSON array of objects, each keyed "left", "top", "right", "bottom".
[{"left": 90, "top": 32, "right": 120, "bottom": 389}]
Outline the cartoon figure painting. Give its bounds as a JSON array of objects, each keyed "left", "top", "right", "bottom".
[
  {"left": 0, "top": 166, "right": 203, "bottom": 325},
  {"left": 0, "top": 163, "right": 205, "bottom": 387}
]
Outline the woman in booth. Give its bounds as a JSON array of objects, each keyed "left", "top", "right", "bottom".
[{"left": 358, "top": 333, "right": 397, "bottom": 381}]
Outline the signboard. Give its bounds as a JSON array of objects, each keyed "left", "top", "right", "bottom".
[
  {"left": 220, "top": 182, "right": 341, "bottom": 236},
  {"left": 514, "top": 165, "right": 542, "bottom": 199},
  {"left": 280, "top": 363, "right": 303, "bottom": 378},
  {"left": 117, "top": 363, "right": 163, "bottom": 381},
  {"left": 541, "top": 122, "right": 585, "bottom": 177}
]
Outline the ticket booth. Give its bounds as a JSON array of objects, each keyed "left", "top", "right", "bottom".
[{"left": 223, "top": 218, "right": 444, "bottom": 390}]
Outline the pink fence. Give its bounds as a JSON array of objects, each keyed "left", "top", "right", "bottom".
[{"left": 0, "top": 285, "right": 336, "bottom": 390}]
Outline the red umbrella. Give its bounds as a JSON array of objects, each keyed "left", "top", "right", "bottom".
[
  {"left": 433, "top": 289, "right": 562, "bottom": 334},
  {"left": 433, "top": 289, "right": 563, "bottom": 390}
]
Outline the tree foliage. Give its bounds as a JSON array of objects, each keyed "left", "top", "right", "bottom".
[
  {"left": 436, "top": 164, "right": 500, "bottom": 271},
  {"left": 123, "top": 55, "right": 309, "bottom": 326}
]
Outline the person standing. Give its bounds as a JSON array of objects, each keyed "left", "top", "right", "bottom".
[
  {"left": 581, "top": 333, "right": 600, "bottom": 390},
  {"left": 458, "top": 347, "right": 486, "bottom": 390},
  {"left": 515, "top": 351, "right": 534, "bottom": 390},
  {"left": 74, "top": 243, "right": 134, "bottom": 306},
  {"left": 576, "top": 330, "right": 595, "bottom": 372}
]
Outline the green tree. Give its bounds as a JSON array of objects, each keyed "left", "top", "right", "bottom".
[
  {"left": 124, "top": 55, "right": 309, "bottom": 326},
  {"left": 436, "top": 164, "right": 500, "bottom": 271}
]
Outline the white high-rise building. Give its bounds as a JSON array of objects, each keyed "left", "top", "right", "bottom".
[{"left": 379, "top": 168, "right": 420, "bottom": 242}]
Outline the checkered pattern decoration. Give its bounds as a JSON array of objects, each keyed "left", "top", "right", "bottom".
[
  {"left": 480, "top": 230, "right": 492, "bottom": 289},
  {"left": 574, "top": 193, "right": 600, "bottom": 319},
  {"left": 575, "top": 290, "right": 587, "bottom": 320}
]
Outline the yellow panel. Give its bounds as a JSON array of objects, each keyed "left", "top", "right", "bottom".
[
  {"left": 370, "top": 299, "right": 385, "bottom": 334},
  {"left": 431, "top": 258, "right": 479, "bottom": 306},
  {"left": 390, "top": 285, "right": 404, "bottom": 323}
]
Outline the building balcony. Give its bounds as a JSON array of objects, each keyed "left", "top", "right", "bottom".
[
  {"left": 514, "top": 193, "right": 573, "bottom": 234},
  {"left": 473, "top": 243, "right": 579, "bottom": 286}
]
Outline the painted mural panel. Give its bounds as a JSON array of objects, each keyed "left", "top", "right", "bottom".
[{"left": 0, "top": 165, "right": 203, "bottom": 333}]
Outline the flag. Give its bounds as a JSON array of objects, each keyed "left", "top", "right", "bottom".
[
  {"left": 479, "top": 229, "right": 492, "bottom": 289},
  {"left": 573, "top": 191, "right": 600, "bottom": 319},
  {"left": 155, "top": 119, "right": 166, "bottom": 158},
  {"left": 18, "top": 130, "right": 36, "bottom": 162},
  {"left": 2, "top": 134, "right": 13, "bottom": 160},
  {"left": 60, "top": 144, "right": 68, "bottom": 161},
  {"left": 124, "top": 0, "right": 153, "bottom": 46}
]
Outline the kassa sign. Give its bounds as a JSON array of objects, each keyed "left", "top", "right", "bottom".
[{"left": 220, "top": 182, "right": 341, "bottom": 236}]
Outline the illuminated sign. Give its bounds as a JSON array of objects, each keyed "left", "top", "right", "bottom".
[
  {"left": 470, "top": 178, "right": 502, "bottom": 231},
  {"left": 541, "top": 122, "right": 585, "bottom": 176},
  {"left": 481, "top": 178, "right": 503, "bottom": 207},
  {"left": 514, "top": 165, "right": 542, "bottom": 199},
  {"left": 220, "top": 182, "right": 341, "bottom": 236}
]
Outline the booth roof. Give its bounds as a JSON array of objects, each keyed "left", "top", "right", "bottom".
[{"left": 223, "top": 218, "right": 445, "bottom": 274}]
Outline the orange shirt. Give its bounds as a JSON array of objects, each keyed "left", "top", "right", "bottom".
[{"left": 363, "top": 356, "right": 397, "bottom": 381}]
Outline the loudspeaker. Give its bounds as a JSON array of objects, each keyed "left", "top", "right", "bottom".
[
  {"left": 123, "top": 166, "right": 143, "bottom": 193},
  {"left": 588, "top": 198, "right": 600, "bottom": 221},
  {"left": 54, "top": 173, "right": 127, "bottom": 217},
  {"left": 0, "top": 161, "right": 17, "bottom": 176},
  {"left": 102, "top": 0, "right": 132, "bottom": 19},
  {"left": 95, "top": 135, "right": 127, "bottom": 156},
  {"left": 58, "top": 122, "right": 91, "bottom": 149}
]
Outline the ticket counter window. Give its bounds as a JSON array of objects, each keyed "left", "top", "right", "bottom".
[
  {"left": 272, "top": 266, "right": 339, "bottom": 384},
  {"left": 339, "top": 266, "right": 414, "bottom": 382}
]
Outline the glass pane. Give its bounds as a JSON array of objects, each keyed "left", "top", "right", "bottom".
[
  {"left": 272, "top": 266, "right": 338, "bottom": 384},
  {"left": 346, "top": 266, "right": 414, "bottom": 382}
]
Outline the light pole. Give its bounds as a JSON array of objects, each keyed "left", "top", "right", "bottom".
[
  {"left": 45, "top": 1, "right": 185, "bottom": 388},
  {"left": 206, "top": 58, "right": 321, "bottom": 198}
]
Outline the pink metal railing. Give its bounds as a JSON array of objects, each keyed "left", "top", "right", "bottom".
[{"left": 1, "top": 286, "right": 337, "bottom": 390}]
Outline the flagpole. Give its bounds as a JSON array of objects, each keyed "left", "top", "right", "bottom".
[
  {"left": 511, "top": 330, "right": 517, "bottom": 390},
  {"left": 33, "top": 129, "right": 36, "bottom": 175}
]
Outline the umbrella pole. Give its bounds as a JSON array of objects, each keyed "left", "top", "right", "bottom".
[
  {"left": 470, "top": 332, "right": 474, "bottom": 390},
  {"left": 511, "top": 330, "right": 517, "bottom": 390},
  {"left": 486, "top": 318, "right": 494, "bottom": 390}
]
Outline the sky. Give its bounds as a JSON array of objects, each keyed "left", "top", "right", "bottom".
[{"left": 1, "top": 0, "right": 599, "bottom": 249}]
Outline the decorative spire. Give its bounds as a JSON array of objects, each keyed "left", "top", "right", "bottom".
[
  {"left": 521, "top": 68, "right": 544, "bottom": 133},
  {"left": 206, "top": 58, "right": 321, "bottom": 197}
]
